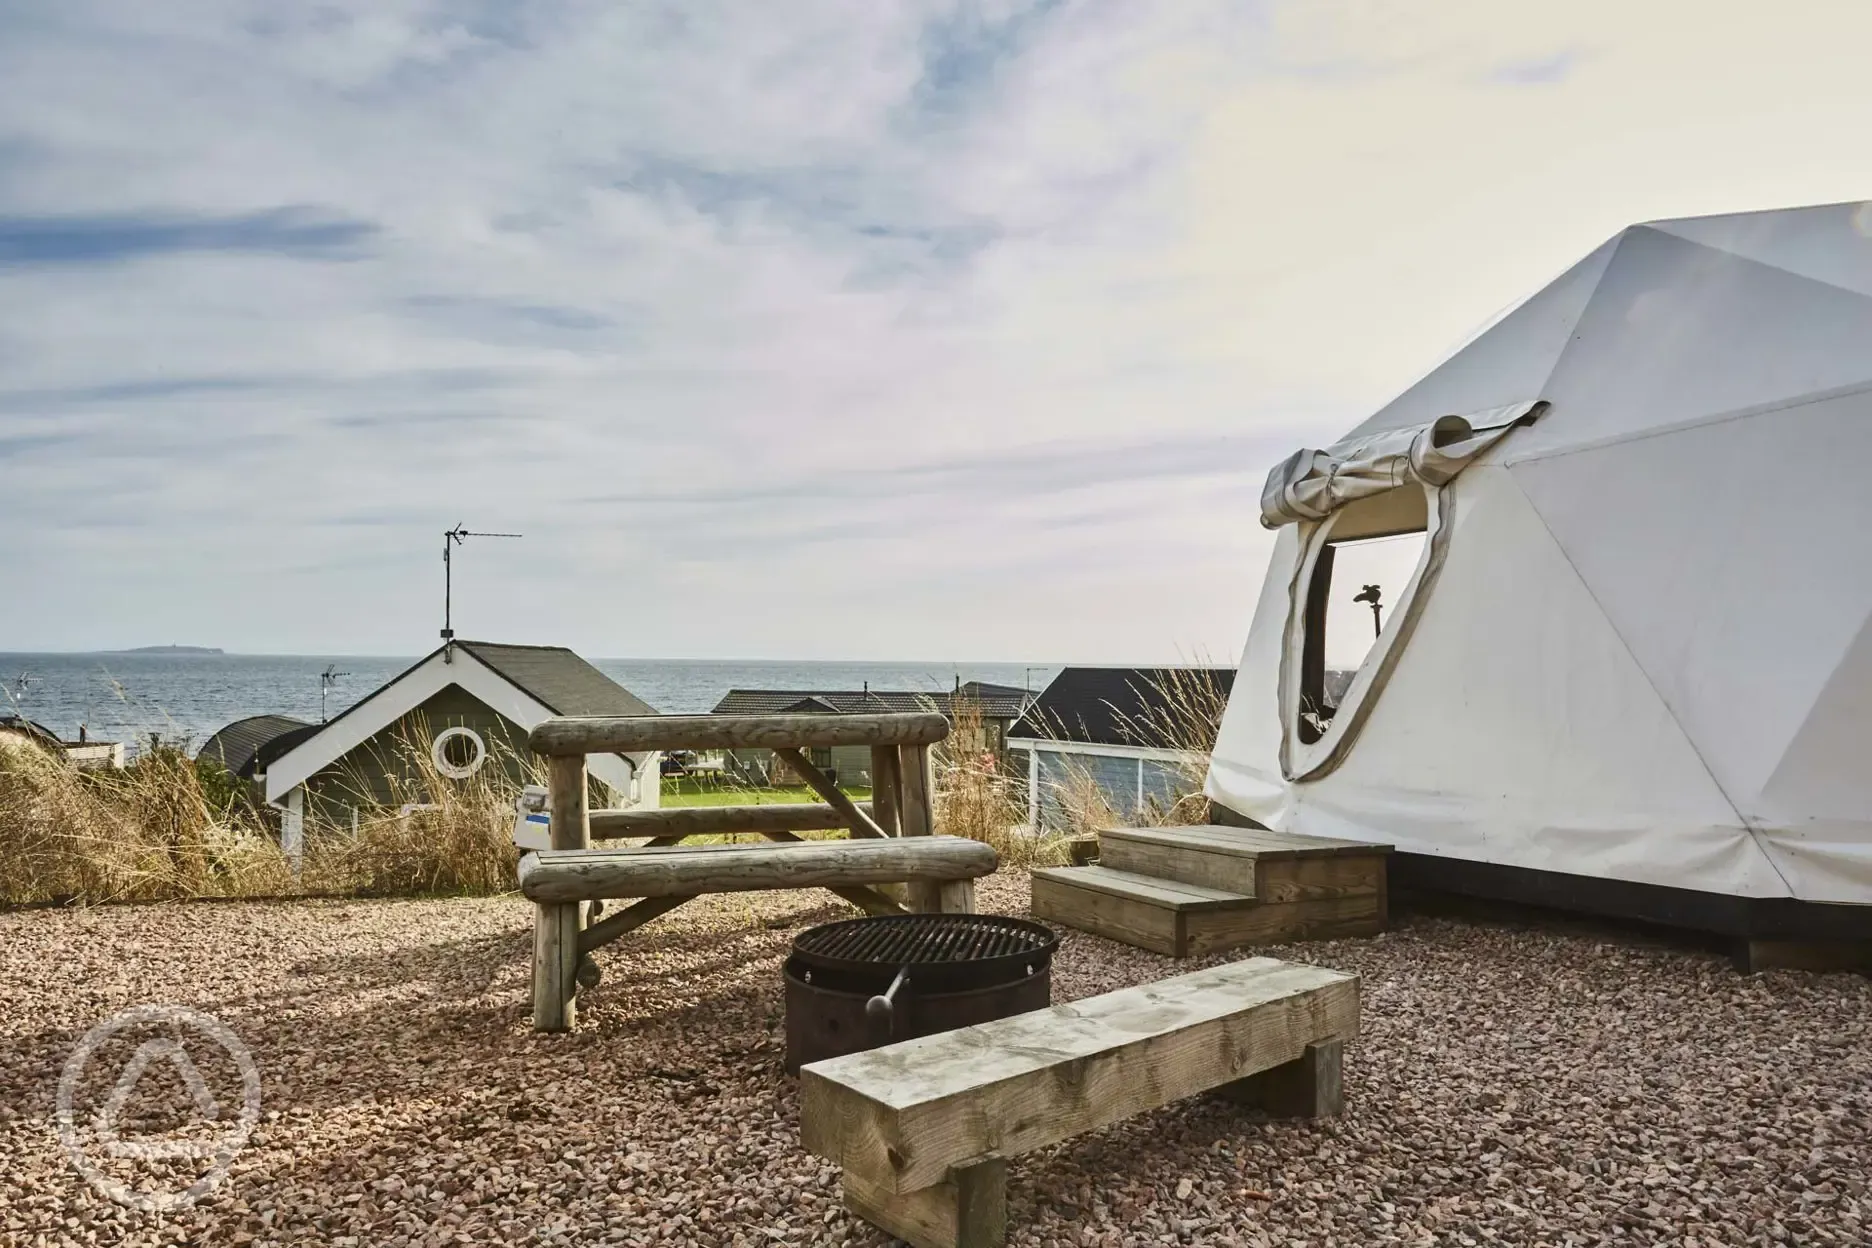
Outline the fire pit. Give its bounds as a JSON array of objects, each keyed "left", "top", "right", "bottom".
[{"left": 784, "top": 913, "right": 1058, "bottom": 1073}]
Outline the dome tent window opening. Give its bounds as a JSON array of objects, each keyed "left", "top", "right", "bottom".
[
  {"left": 432, "top": 726, "right": 487, "bottom": 779},
  {"left": 1293, "top": 489, "right": 1430, "bottom": 745}
]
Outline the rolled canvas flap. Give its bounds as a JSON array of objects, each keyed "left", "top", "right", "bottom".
[{"left": 1260, "top": 400, "right": 1546, "bottom": 528}]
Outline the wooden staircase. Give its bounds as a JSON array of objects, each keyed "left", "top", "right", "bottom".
[{"left": 1030, "top": 825, "right": 1391, "bottom": 957}]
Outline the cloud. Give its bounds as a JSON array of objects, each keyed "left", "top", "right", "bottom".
[
  {"left": 0, "top": 207, "right": 377, "bottom": 267},
  {"left": 1486, "top": 49, "right": 1584, "bottom": 85},
  {"left": 7, "top": 0, "right": 1872, "bottom": 660}
]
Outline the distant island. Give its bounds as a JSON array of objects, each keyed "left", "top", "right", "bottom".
[{"left": 99, "top": 645, "right": 226, "bottom": 656}]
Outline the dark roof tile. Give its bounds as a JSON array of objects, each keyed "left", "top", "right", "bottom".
[
  {"left": 195, "top": 714, "right": 315, "bottom": 778},
  {"left": 454, "top": 641, "right": 658, "bottom": 718},
  {"left": 710, "top": 681, "right": 1032, "bottom": 722},
  {"left": 1009, "top": 667, "right": 1235, "bottom": 749}
]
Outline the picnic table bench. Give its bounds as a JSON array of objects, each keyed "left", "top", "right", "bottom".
[
  {"left": 522, "top": 711, "right": 987, "bottom": 1031},
  {"left": 801, "top": 956, "right": 1359, "bottom": 1248}
]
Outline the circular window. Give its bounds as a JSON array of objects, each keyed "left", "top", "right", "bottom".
[{"left": 431, "top": 727, "right": 486, "bottom": 779}]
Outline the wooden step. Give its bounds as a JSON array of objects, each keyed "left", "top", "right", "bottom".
[
  {"left": 1100, "top": 825, "right": 1390, "bottom": 903},
  {"left": 1031, "top": 861, "right": 1386, "bottom": 958},
  {"left": 1031, "top": 866, "right": 1252, "bottom": 957}
]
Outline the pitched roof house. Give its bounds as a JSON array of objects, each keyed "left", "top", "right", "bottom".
[
  {"left": 196, "top": 714, "right": 318, "bottom": 780},
  {"left": 0, "top": 714, "right": 126, "bottom": 770},
  {"left": 1007, "top": 667, "right": 1235, "bottom": 830},
  {"left": 252, "top": 641, "right": 658, "bottom": 854},
  {"left": 708, "top": 682, "right": 1035, "bottom": 786},
  {"left": 711, "top": 682, "right": 1032, "bottom": 720}
]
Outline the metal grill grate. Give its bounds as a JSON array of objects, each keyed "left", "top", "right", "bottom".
[{"left": 795, "top": 914, "right": 1051, "bottom": 966}]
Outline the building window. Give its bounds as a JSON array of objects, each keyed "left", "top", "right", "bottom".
[{"left": 432, "top": 726, "right": 487, "bottom": 779}]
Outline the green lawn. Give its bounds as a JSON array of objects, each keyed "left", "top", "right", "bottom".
[{"left": 659, "top": 777, "right": 872, "bottom": 808}]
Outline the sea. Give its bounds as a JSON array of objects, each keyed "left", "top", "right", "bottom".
[{"left": 0, "top": 652, "right": 1062, "bottom": 753}]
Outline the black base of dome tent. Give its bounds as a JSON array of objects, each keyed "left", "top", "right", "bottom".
[{"left": 1211, "top": 802, "right": 1872, "bottom": 973}]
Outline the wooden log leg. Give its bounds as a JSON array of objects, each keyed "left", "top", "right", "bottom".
[
  {"left": 900, "top": 743, "right": 943, "bottom": 912},
  {"left": 870, "top": 745, "right": 908, "bottom": 902},
  {"left": 548, "top": 755, "right": 592, "bottom": 850},
  {"left": 938, "top": 878, "right": 977, "bottom": 914},
  {"left": 532, "top": 902, "right": 582, "bottom": 1032},
  {"left": 907, "top": 884, "right": 944, "bottom": 914},
  {"left": 579, "top": 894, "right": 695, "bottom": 956},
  {"left": 842, "top": 1156, "right": 1006, "bottom": 1248},
  {"left": 871, "top": 745, "right": 902, "bottom": 836},
  {"left": 774, "top": 747, "right": 887, "bottom": 838},
  {"left": 1217, "top": 1039, "right": 1343, "bottom": 1118}
]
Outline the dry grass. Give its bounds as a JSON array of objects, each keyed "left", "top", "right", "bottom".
[
  {"left": 0, "top": 735, "right": 295, "bottom": 906},
  {"left": 0, "top": 720, "right": 524, "bottom": 908},
  {"left": 933, "top": 696, "right": 1066, "bottom": 868},
  {"left": 310, "top": 721, "right": 529, "bottom": 898},
  {"left": 1030, "top": 663, "right": 1232, "bottom": 837}
]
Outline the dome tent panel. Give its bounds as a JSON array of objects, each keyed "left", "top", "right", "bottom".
[
  {"left": 1653, "top": 200, "right": 1872, "bottom": 301},
  {"left": 1510, "top": 385, "right": 1872, "bottom": 819},
  {"left": 1752, "top": 614, "right": 1872, "bottom": 902},
  {"left": 1208, "top": 526, "right": 1303, "bottom": 815},
  {"left": 1347, "top": 236, "right": 1619, "bottom": 442},
  {"left": 1217, "top": 464, "right": 1780, "bottom": 898},
  {"left": 1510, "top": 225, "right": 1872, "bottom": 460}
]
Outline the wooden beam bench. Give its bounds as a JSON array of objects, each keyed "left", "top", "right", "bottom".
[
  {"left": 800, "top": 957, "right": 1358, "bottom": 1248},
  {"left": 523, "top": 836, "right": 997, "bottom": 1031}
]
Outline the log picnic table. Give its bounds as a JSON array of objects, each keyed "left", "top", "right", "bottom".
[{"left": 523, "top": 712, "right": 997, "bottom": 1031}]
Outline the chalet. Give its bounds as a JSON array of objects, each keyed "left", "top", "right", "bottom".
[
  {"left": 708, "top": 682, "right": 1033, "bottom": 787},
  {"left": 1006, "top": 667, "right": 1235, "bottom": 831},
  {"left": 196, "top": 714, "right": 318, "bottom": 782},
  {"left": 0, "top": 715, "right": 125, "bottom": 769},
  {"left": 249, "top": 641, "right": 659, "bottom": 855}
]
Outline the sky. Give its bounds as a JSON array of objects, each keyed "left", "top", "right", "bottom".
[{"left": 4, "top": 1, "right": 1872, "bottom": 662}]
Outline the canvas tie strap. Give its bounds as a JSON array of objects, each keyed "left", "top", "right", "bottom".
[{"left": 1260, "top": 400, "right": 1547, "bottom": 528}]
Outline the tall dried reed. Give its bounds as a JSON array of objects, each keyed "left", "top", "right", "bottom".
[
  {"left": 312, "top": 716, "right": 528, "bottom": 897},
  {"left": 0, "top": 716, "right": 527, "bottom": 907},
  {"left": 1026, "top": 663, "right": 1231, "bottom": 837},
  {"left": 932, "top": 695, "right": 1067, "bottom": 867},
  {"left": 0, "top": 736, "right": 294, "bottom": 905}
]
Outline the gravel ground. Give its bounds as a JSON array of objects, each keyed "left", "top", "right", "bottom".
[{"left": 2, "top": 874, "right": 1869, "bottom": 1247}]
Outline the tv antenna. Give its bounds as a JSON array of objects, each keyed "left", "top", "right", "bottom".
[
  {"left": 1353, "top": 583, "right": 1385, "bottom": 638},
  {"left": 319, "top": 664, "right": 351, "bottom": 723},
  {"left": 442, "top": 524, "right": 522, "bottom": 655}
]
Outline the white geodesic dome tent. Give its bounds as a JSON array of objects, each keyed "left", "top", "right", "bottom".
[{"left": 1208, "top": 201, "right": 1872, "bottom": 910}]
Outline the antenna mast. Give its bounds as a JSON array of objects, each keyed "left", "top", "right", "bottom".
[
  {"left": 319, "top": 664, "right": 351, "bottom": 723},
  {"left": 442, "top": 524, "right": 522, "bottom": 657}
]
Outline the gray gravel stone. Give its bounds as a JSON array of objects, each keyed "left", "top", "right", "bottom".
[{"left": 2, "top": 876, "right": 1868, "bottom": 1245}]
